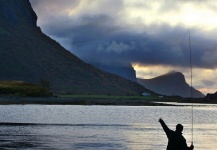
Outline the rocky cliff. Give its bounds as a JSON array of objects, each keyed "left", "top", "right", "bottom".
[
  {"left": 93, "top": 63, "right": 137, "bottom": 82},
  {"left": 0, "top": 0, "right": 153, "bottom": 95},
  {"left": 137, "top": 71, "right": 204, "bottom": 98},
  {"left": 0, "top": 0, "right": 37, "bottom": 27}
]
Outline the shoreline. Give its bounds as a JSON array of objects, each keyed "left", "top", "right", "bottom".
[
  {"left": 0, "top": 96, "right": 171, "bottom": 106},
  {"left": 0, "top": 96, "right": 216, "bottom": 106}
]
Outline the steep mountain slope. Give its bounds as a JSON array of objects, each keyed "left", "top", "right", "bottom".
[
  {"left": 93, "top": 63, "right": 137, "bottom": 82},
  {"left": 0, "top": 0, "right": 153, "bottom": 95},
  {"left": 137, "top": 71, "right": 204, "bottom": 98}
]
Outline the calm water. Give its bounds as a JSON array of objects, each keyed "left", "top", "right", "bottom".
[{"left": 0, "top": 105, "right": 216, "bottom": 150}]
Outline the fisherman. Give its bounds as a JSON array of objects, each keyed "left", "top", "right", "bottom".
[{"left": 159, "top": 118, "right": 194, "bottom": 150}]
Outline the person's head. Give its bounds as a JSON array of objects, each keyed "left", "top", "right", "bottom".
[{"left": 176, "top": 124, "right": 183, "bottom": 133}]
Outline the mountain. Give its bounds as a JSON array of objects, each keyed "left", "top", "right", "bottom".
[
  {"left": 137, "top": 71, "right": 204, "bottom": 98},
  {"left": 205, "top": 92, "right": 217, "bottom": 100},
  {"left": 0, "top": 0, "right": 153, "bottom": 95},
  {"left": 93, "top": 63, "right": 137, "bottom": 82}
]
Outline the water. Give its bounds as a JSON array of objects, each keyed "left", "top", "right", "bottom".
[{"left": 0, "top": 105, "right": 216, "bottom": 149}]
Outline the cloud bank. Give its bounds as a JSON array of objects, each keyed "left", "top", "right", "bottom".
[{"left": 30, "top": 0, "right": 217, "bottom": 94}]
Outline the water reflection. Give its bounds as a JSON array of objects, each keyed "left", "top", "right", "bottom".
[
  {"left": 0, "top": 126, "right": 46, "bottom": 149},
  {"left": 0, "top": 105, "right": 216, "bottom": 149}
]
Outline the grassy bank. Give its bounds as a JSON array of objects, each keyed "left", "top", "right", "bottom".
[
  {"left": 0, "top": 81, "right": 51, "bottom": 97},
  {"left": 0, "top": 85, "right": 213, "bottom": 105}
]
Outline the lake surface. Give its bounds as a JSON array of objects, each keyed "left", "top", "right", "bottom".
[{"left": 0, "top": 105, "right": 216, "bottom": 149}]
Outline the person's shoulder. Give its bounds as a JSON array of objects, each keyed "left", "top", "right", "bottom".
[
  {"left": 178, "top": 133, "right": 187, "bottom": 143},
  {"left": 170, "top": 129, "right": 176, "bottom": 133},
  {"left": 173, "top": 131, "right": 183, "bottom": 138},
  {"left": 181, "top": 134, "right": 186, "bottom": 141}
]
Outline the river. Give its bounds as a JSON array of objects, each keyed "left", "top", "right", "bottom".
[{"left": 0, "top": 105, "right": 216, "bottom": 149}]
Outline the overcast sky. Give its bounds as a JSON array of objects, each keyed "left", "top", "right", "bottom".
[{"left": 30, "top": 0, "right": 217, "bottom": 94}]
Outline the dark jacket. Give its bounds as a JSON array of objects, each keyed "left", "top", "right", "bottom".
[{"left": 159, "top": 119, "right": 193, "bottom": 150}]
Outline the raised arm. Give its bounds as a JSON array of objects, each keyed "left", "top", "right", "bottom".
[{"left": 159, "top": 118, "right": 171, "bottom": 137}]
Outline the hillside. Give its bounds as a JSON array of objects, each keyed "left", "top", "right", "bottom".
[
  {"left": 137, "top": 71, "right": 204, "bottom": 98},
  {"left": 0, "top": 0, "right": 153, "bottom": 95},
  {"left": 0, "top": 81, "right": 51, "bottom": 97}
]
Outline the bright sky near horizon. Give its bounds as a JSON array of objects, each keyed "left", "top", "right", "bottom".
[{"left": 30, "top": 0, "right": 217, "bottom": 95}]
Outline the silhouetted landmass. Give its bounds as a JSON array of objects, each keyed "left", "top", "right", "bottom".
[
  {"left": 205, "top": 92, "right": 217, "bottom": 100},
  {"left": 93, "top": 63, "right": 137, "bottom": 82},
  {"left": 0, "top": 0, "right": 153, "bottom": 95},
  {"left": 137, "top": 71, "right": 204, "bottom": 98},
  {"left": 0, "top": 81, "right": 51, "bottom": 97}
]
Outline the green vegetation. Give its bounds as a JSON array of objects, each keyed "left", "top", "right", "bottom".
[{"left": 0, "top": 81, "right": 52, "bottom": 97}]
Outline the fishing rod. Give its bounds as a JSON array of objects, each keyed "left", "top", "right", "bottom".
[{"left": 188, "top": 30, "right": 194, "bottom": 145}]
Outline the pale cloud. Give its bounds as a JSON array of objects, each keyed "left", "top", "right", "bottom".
[
  {"left": 192, "top": 68, "right": 217, "bottom": 94},
  {"left": 30, "top": 0, "right": 123, "bottom": 27},
  {"left": 30, "top": 0, "right": 217, "bottom": 34},
  {"left": 123, "top": 0, "right": 217, "bottom": 32},
  {"left": 199, "top": 88, "right": 216, "bottom": 95},
  {"left": 30, "top": 0, "right": 217, "bottom": 94},
  {"left": 30, "top": 0, "right": 80, "bottom": 19}
]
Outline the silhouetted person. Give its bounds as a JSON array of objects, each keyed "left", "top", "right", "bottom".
[{"left": 159, "top": 118, "right": 194, "bottom": 150}]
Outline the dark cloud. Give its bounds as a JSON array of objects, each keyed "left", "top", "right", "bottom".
[
  {"left": 202, "top": 80, "right": 215, "bottom": 87},
  {"left": 30, "top": 0, "right": 217, "bottom": 69},
  {"left": 63, "top": 23, "right": 217, "bottom": 69}
]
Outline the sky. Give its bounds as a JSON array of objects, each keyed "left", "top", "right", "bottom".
[{"left": 29, "top": 0, "right": 217, "bottom": 95}]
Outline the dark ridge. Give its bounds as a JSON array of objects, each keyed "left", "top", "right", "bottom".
[
  {"left": 0, "top": 0, "right": 154, "bottom": 95},
  {"left": 137, "top": 71, "right": 204, "bottom": 98}
]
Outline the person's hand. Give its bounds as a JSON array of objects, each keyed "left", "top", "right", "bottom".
[{"left": 190, "top": 144, "right": 194, "bottom": 149}]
